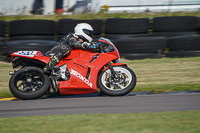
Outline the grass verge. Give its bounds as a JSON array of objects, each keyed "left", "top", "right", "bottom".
[
  {"left": 125, "top": 57, "right": 200, "bottom": 93},
  {"left": 0, "top": 57, "right": 200, "bottom": 99},
  {"left": 0, "top": 111, "right": 200, "bottom": 133},
  {"left": 134, "top": 84, "right": 200, "bottom": 93},
  {"left": 1, "top": 11, "right": 200, "bottom": 21}
]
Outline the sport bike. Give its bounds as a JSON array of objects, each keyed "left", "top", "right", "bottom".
[{"left": 9, "top": 37, "right": 137, "bottom": 100}]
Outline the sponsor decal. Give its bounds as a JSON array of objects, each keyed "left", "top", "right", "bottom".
[
  {"left": 70, "top": 69, "right": 93, "bottom": 88},
  {"left": 14, "top": 51, "right": 38, "bottom": 57}
]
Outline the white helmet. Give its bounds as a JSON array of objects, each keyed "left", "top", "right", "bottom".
[{"left": 74, "top": 23, "right": 93, "bottom": 43}]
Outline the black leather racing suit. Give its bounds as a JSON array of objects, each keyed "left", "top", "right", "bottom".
[{"left": 44, "top": 33, "right": 85, "bottom": 71}]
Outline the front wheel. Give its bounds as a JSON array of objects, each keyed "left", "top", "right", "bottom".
[
  {"left": 98, "top": 66, "right": 137, "bottom": 96},
  {"left": 9, "top": 66, "right": 50, "bottom": 100}
]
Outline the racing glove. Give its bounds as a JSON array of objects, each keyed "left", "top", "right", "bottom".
[{"left": 81, "top": 42, "right": 90, "bottom": 49}]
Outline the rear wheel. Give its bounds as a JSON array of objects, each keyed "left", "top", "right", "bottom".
[
  {"left": 9, "top": 66, "right": 50, "bottom": 100},
  {"left": 98, "top": 66, "right": 137, "bottom": 96}
]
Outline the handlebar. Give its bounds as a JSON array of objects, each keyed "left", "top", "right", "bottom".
[
  {"left": 90, "top": 46, "right": 95, "bottom": 49},
  {"left": 90, "top": 42, "right": 106, "bottom": 53},
  {"left": 90, "top": 42, "right": 101, "bottom": 49}
]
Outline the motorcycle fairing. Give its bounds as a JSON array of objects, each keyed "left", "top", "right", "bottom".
[
  {"left": 58, "top": 50, "right": 125, "bottom": 95},
  {"left": 11, "top": 51, "right": 50, "bottom": 64}
]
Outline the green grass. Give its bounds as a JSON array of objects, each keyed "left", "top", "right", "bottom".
[
  {"left": 1, "top": 11, "right": 200, "bottom": 21},
  {"left": 0, "top": 62, "right": 13, "bottom": 98},
  {"left": 122, "top": 57, "right": 200, "bottom": 93},
  {"left": 0, "top": 57, "right": 200, "bottom": 98},
  {"left": 0, "top": 111, "right": 200, "bottom": 133},
  {"left": 0, "top": 58, "right": 199, "bottom": 132},
  {"left": 134, "top": 84, "right": 200, "bottom": 93}
]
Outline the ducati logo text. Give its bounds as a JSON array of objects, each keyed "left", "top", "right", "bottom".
[{"left": 70, "top": 69, "right": 93, "bottom": 88}]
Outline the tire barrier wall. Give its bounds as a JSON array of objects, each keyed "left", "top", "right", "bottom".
[
  {"left": 104, "top": 16, "right": 200, "bottom": 59},
  {"left": 6, "top": 40, "right": 57, "bottom": 56},
  {"left": 153, "top": 16, "right": 198, "bottom": 32},
  {"left": 0, "top": 20, "right": 6, "bottom": 57},
  {"left": 9, "top": 20, "right": 56, "bottom": 40},
  {"left": 150, "top": 16, "right": 200, "bottom": 58},
  {"left": 57, "top": 19, "right": 103, "bottom": 42},
  {"left": 1, "top": 16, "right": 200, "bottom": 60},
  {"left": 5, "top": 20, "right": 56, "bottom": 57},
  {"left": 113, "top": 37, "right": 167, "bottom": 59},
  {"left": 151, "top": 16, "right": 199, "bottom": 38},
  {"left": 104, "top": 18, "right": 166, "bottom": 59},
  {"left": 166, "top": 35, "right": 200, "bottom": 57},
  {"left": 104, "top": 18, "right": 150, "bottom": 39}
]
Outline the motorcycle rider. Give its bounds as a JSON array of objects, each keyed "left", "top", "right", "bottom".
[{"left": 43, "top": 23, "right": 94, "bottom": 73}]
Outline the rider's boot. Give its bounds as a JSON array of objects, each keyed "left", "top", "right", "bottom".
[{"left": 43, "top": 55, "right": 60, "bottom": 74}]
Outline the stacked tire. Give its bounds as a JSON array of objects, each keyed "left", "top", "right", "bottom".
[
  {"left": 6, "top": 20, "right": 57, "bottom": 58},
  {"left": 114, "top": 37, "right": 167, "bottom": 59},
  {"left": 150, "top": 16, "right": 200, "bottom": 58},
  {"left": 0, "top": 21, "right": 6, "bottom": 57},
  {"left": 151, "top": 16, "right": 199, "bottom": 38},
  {"left": 104, "top": 18, "right": 150, "bottom": 39},
  {"left": 166, "top": 35, "right": 200, "bottom": 57},
  {"left": 2, "top": 16, "right": 200, "bottom": 60},
  {"left": 104, "top": 18, "right": 167, "bottom": 59},
  {"left": 57, "top": 19, "right": 103, "bottom": 41}
]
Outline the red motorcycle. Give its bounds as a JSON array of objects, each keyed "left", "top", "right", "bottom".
[{"left": 9, "top": 37, "right": 137, "bottom": 100}]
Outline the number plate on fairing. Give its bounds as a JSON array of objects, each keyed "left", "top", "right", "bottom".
[{"left": 14, "top": 51, "right": 38, "bottom": 57}]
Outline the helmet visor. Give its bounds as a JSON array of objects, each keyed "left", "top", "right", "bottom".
[{"left": 83, "top": 29, "right": 93, "bottom": 38}]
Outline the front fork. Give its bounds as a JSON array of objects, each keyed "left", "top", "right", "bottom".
[{"left": 107, "top": 62, "right": 118, "bottom": 79}]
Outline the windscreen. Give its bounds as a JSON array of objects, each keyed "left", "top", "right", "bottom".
[{"left": 98, "top": 38, "right": 115, "bottom": 53}]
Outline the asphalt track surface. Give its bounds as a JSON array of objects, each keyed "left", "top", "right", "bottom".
[{"left": 0, "top": 93, "right": 200, "bottom": 117}]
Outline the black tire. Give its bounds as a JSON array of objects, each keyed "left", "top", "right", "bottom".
[
  {"left": 9, "top": 20, "right": 56, "bottom": 36},
  {"left": 9, "top": 35, "right": 55, "bottom": 41},
  {"left": 0, "top": 37, "right": 6, "bottom": 56},
  {"left": 153, "top": 16, "right": 198, "bottom": 32},
  {"left": 9, "top": 66, "right": 50, "bottom": 100},
  {"left": 0, "top": 42, "right": 5, "bottom": 56},
  {"left": 105, "top": 18, "right": 149, "bottom": 34},
  {"left": 114, "top": 37, "right": 167, "bottom": 53},
  {"left": 58, "top": 19, "right": 103, "bottom": 35},
  {"left": 0, "top": 37, "right": 5, "bottom": 42},
  {"left": 150, "top": 31, "right": 197, "bottom": 38},
  {"left": 57, "top": 34, "right": 101, "bottom": 42},
  {"left": 5, "top": 40, "right": 57, "bottom": 56},
  {"left": 98, "top": 66, "right": 137, "bottom": 96},
  {"left": 168, "top": 35, "right": 200, "bottom": 51},
  {"left": 104, "top": 34, "right": 149, "bottom": 39},
  {"left": 0, "top": 20, "right": 6, "bottom": 37},
  {"left": 0, "top": 42, "right": 3, "bottom": 49}
]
